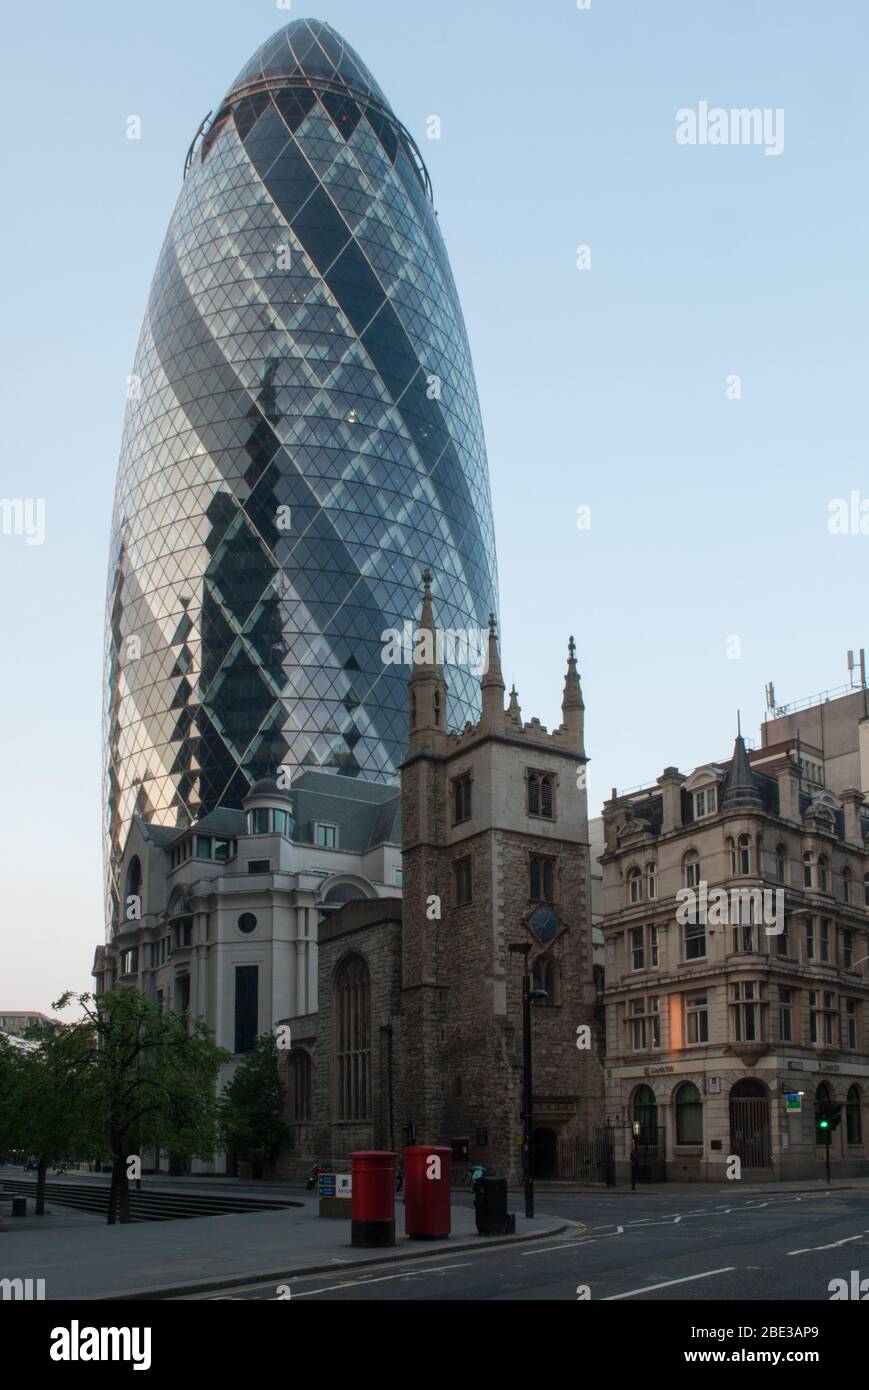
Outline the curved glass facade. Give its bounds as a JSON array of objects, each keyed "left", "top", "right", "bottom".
[{"left": 104, "top": 19, "right": 498, "bottom": 920}]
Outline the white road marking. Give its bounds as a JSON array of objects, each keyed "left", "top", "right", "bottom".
[
  {"left": 285, "top": 1262, "right": 474, "bottom": 1297},
  {"left": 787, "top": 1232, "right": 868, "bottom": 1255},
  {"left": 523, "top": 1225, "right": 624, "bottom": 1256},
  {"left": 603, "top": 1266, "right": 737, "bottom": 1300}
]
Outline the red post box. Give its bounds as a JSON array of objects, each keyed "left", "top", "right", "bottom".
[
  {"left": 349, "top": 1151, "right": 397, "bottom": 1247},
  {"left": 403, "top": 1145, "right": 452, "bottom": 1239}
]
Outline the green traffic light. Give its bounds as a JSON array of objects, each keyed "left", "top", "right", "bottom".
[{"left": 819, "top": 1120, "right": 829, "bottom": 1129}]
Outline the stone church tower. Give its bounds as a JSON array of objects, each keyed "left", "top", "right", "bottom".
[{"left": 397, "top": 573, "right": 604, "bottom": 1180}]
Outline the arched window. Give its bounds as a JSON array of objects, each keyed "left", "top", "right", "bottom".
[
  {"left": 532, "top": 954, "right": 558, "bottom": 1004},
  {"left": 125, "top": 856, "right": 142, "bottom": 910},
  {"left": 646, "top": 862, "right": 658, "bottom": 900},
  {"left": 632, "top": 1084, "right": 658, "bottom": 1143},
  {"left": 334, "top": 955, "right": 371, "bottom": 1121},
  {"left": 818, "top": 855, "right": 829, "bottom": 893},
  {"left": 803, "top": 852, "right": 814, "bottom": 889},
  {"left": 627, "top": 868, "right": 643, "bottom": 904},
  {"left": 288, "top": 1050, "right": 312, "bottom": 1122},
  {"left": 846, "top": 1086, "right": 862, "bottom": 1145},
  {"left": 676, "top": 1082, "right": 703, "bottom": 1144},
  {"left": 775, "top": 844, "right": 787, "bottom": 884},
  {"left": 683, "top": 851, "right": 700, "bottom": 889},
  {"left": 322, "top": 882, "right": 367, "bottom": 907},
  {"left": 738, "top": 834, "right": 751, "bottom": 875},
  {"left": 842, "top": 867, "right": 852, "bottom": 904}
]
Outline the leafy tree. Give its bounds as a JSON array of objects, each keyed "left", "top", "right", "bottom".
[
  {"left": 0, "top": 1020, "right": 94, "bottom": 1213},
  {"left": 219, "top": 1034, "right": 289, "bottom": 1177},
  {"left": 59, "top": 988, "right": 229, "bottom": 1223}
]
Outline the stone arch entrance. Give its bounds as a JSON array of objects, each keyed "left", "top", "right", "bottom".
[
  {"left": 729, "top": 1078, "right": 771, "bottom": 1169},
  {"left": 533, "top": 1127, "right": 558, "bottom": 1179}
]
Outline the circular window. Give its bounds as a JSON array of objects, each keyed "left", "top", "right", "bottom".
[{"left": 238, "top": 913, "right": 257, "bottom": 935}]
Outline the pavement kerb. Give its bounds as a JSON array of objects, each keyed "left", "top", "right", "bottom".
[{"left": 94, "top": 1219, "right": 572, "bottom": 1301}]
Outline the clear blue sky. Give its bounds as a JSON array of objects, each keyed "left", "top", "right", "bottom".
[{"left": 2, "top": 0, "right": 867, "bottom": 1013}]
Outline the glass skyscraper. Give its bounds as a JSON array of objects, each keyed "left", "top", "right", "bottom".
[{"left": 104, "top": 19, "right": 498, "bottom": 920}]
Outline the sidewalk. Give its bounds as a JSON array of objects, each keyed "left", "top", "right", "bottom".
[
  {"left": 536, "top": 1176, "right": 869, "bottom": 1195},
  {"left": 0, "top": 1194, "right": 566, "bottom": 1301}
]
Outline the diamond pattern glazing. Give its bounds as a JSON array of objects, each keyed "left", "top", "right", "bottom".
[{"left": 104, "top": 19, "right": 499, "bottom": 922}]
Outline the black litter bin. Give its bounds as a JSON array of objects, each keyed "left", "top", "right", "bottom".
[
  {"left": 11, "top": 1196, "right": 26, "bottom": 1217},
  {"left": 473, "top": 1177, "right": 514, "bottom": 1235}
]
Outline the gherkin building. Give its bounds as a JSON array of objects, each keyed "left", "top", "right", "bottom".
[{"left": 104, "top": 18, "right": 499, "bottom": 921}]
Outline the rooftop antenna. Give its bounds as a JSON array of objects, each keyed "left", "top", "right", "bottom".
[
  {"left": 765, "top": 681, "right": 776, "bottom": 713},
  {"left": 847, "top": 649, "right": 868, "bottom": 721},
  {"left": 847, "top": 648, "right": 866, "bottom": 688}
]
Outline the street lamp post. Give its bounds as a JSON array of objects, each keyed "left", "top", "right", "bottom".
[{"left": 509, "top": 942, "right": 542, "bottom": 1219}]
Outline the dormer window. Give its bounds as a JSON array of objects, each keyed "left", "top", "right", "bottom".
[
  {"left": 316, "top": 823, "right": 337, "bottom": 849},
  {"left": 694, "top": 785, "right": 717, "bottom": 818}
]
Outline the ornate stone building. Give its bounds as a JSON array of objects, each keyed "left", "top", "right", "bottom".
[
  {"left": 93, "top": 771, "right": 402, "bottom": 1173},
  {"left": 282, "top": 575, "right": 604, "bottom": 1182},
  {"left": 94, "top": 575, "right": 604, "bottom": 1182},
  {"left": 601, "top": 729, "right": 869, "bottom": 1182}
]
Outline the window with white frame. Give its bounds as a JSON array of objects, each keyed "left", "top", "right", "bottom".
[
  {"left": 630, "top": 926, "right": 645, "bottom": 971},
  {"left": 683, "top": 918, "right": 706, "bottom": 961},
  {"left": 738, "top": 834, "right": 751, "bottom": 875},
  {"left": 646, "top": 862, "right": 658, "bottom": 900},
  {"left": 684, "top": 991, "right": 709, "bottom": 1044},
  {"left": 809, "top": 990, "right": 836, "bottom": 1045},
  {"left": 732, "top": 980, "right": 765, "bottom": 1041},
  {"left": 842, "top": 867, "right": 852, "bottom": 904},
  {"left": 629, "top": 925, "right": 658, "bottom": 971},
  {"left": 627, "top": 867, "right": 643, "bottom": 904},
  {"left": 629, "top": 996, "right": 661, "bottom": 1050},
  {"left": 683, "top": 851, "right": 700, "bottom": 889},
  {"left": 841, "top": 927, "right": 854, "bottom": 970},
  {"left": 694, "top": 785, "right": 717, "bottom": 818},
  {"left": 777, "top": 986, "right": 793, "bottom": 1041},
  {"left": 843, "top": 998, "right": 858, "bottom": 1051}
]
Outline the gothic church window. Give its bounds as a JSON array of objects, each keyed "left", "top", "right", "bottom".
[{"left": 334, "top": 955, "right": 371, "bottom": 1121}]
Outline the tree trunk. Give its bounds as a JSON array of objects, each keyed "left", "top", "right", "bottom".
[
  {"left": 117, "top": 1156, "right": 131, "bottom": 1224},
  {"left": 35, "top": 1156, "right": 47, "bottom": 1215},
  {"left": 108, "top": 1156, "right": 119, "bottom": 1225}
]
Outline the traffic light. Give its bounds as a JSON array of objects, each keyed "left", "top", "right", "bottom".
[{"left": 815, "top": 1101, "right": 842, "bottom": 1140}]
